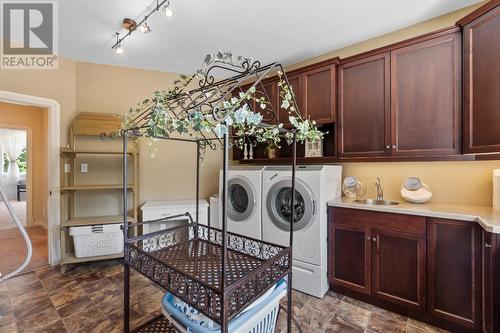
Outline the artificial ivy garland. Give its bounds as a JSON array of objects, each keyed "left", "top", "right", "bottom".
[{"left": 120, "top": 52, "right": 324, "bottom": 160}]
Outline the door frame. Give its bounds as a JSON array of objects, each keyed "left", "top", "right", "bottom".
[{"left": 0, "top": 90, "right": 60, "bottom": 266}]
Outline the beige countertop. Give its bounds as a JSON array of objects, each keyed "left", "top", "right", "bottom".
[{"left": 327, "top": 197, "right": 500, "bottom": 234}]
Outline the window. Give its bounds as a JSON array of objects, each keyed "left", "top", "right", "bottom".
[
  {"left": 17, "top": 147, "right": 27, "bottom": 174},
  {"left": 1, "top": 146, "right": 27, "bottom": 174},
  {"left": 1, "top": 147, "right": 7, "bottom": 174}
]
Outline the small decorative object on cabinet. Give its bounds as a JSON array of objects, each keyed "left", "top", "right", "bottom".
[
  {"left": 59, "top": 112, "right": 139, "bottom": 271},
  {"left": 267, "top": 146, "right": 277, "bottom": 159},
  {"left": 305, "top": 137, "right": 323, "bottom": 157}
]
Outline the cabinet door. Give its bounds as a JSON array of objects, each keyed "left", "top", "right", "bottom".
[
  {"left": 463, "top": 5, "right": 500, "bottom": 154},
  {"left": 483, "top": 231, "right": 500, "bottom": 333},
  {"left": 254, "top": 80, "right": 278, "bottom": 125},
  {"left": 372, "top": 229, "right": 426, "bottom": 311},
  {"left": 338, "top": 53, "right": 391, "bottom": 157},
  {"left": 428, "top": 218, "right": 482, "bottom": 329},
  {"left": 390, "top": 32, "right": 461, "bottom": 156},
  {"left": 329, "top": 222, "right": 372, "bottom": 295},
  {"left": 279, "top": 74, "right": 302, "bottom": 128},
  {"left": 303, "top": 63, "right": 336, "bottom": 124},
  {"left": 483, "top": 231, "right": 494, "bottom": 333}
]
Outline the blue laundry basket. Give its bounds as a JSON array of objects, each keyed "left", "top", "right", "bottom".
[{"left": 162, "top": 278, "right": 287, "bottom": 333}]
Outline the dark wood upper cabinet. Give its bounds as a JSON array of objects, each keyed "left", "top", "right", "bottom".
[
  {"left": 461, "top": 3, "right": 500, "bottom": 154},
  {"left": 303, "top": 63, "right": 337, "bottom": 125},
  {"left": 279, "top": 74, "right": 302, "bottom": 128},
  {"left": 338, "top": 28, "right": 461, "bottom": 160},
  {"left": 338, "top": 53, "right": 391, "bottom": 157},
  {"left": 390, "top": 32, "right": 461, "bottom": 156},
  {"left": 428, "top": 218, "right": 482, "bottom": 330},
  {"left": 254, "top": 80, "right": 279, "bottom": 124},
  {"left": 372, "top": 229, "right": 426, "bottom": 311},
  {"left": 329, "top": 221, "right": 372, "bottom": 295}
]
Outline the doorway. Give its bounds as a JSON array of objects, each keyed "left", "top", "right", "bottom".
[{"left": 0, "top": 103, "right": 49, "bottom": 274}]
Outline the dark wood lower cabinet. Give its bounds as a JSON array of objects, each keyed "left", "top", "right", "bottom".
[
  {"left": 329, "top": 208, "right": 490, "bottom": 333},
  {"left": 329, "top": 222, "right": 371, "bottom": 295},
  {"left": 428, "top": 218, "right": 482, "bottom": 330},
  {"left": 373, "top": 229, "right": 426, "bottom": 311},
  {"left": 483, "top": 231, "right": 500, "bottom": 333}
]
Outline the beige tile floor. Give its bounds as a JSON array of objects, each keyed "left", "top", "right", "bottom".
[
  {"left": 0, "top": 260, "right": 448, "bottom": 333},
  {"left": 275, "top": 289, "right": 448, "bottom": 333}
]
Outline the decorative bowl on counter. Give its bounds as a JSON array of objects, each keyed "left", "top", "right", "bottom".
[
  {"left": 401, "top": 177, "right": 432, "bottom": 203},
  {"left": 342, "top": 176, "right": 366, "bottom": 199}
]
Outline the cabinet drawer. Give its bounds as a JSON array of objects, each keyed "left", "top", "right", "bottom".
[{"left": 330, "top": 207, "right": 426, "bottom": 236}]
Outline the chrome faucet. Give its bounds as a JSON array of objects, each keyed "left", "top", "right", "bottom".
[{"left": 375, "top": 177, "right": 384, "bottom": 200}]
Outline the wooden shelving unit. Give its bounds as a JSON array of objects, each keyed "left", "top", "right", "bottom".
[{"left": 60, "top": 112, "right": 139, "bottom": 269}]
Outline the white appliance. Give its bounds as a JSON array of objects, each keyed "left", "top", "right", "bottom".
[
  {"left": 219, "top": 166, "right": 264, "bottom": 240},
  {"left": 141, "top": 200, "right": 209, "bottom": 235},
  {"left": 209, "top": 195, "right": 221, "bottom": 229},
  {"left": 262, "top": 165, "right": 342, "bottom": 297},
  {"left": 494, "top": 170, "right": 500, "bottom": 211}
]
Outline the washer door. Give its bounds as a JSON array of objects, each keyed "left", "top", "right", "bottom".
[
  {"left": 266, "top": 179, "right": 316, "bottom": 231},
  {"left": 227, "top": 177, "right": 256, "bottom": 222}
]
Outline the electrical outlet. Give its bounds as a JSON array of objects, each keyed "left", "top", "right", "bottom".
[
  {"left": 64, "top": 164, "right": 71, "bottom": 173},
  {"left": 80, "top": 163, "right": 88, "bottom": 173}
]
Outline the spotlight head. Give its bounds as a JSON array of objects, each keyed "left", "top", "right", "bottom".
[
  {"left": 115, "top": 44, "right": 124, "bottom": 55},
  {"left": 139, "top": 21, "right": 151, "bottom": 33},
  {"left": 162, "top": 2, "right": 174, "bottom": 17}
]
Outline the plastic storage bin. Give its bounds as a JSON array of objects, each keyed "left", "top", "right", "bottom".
[
  {"left": 69, "top": 223, "right": 123, "bottom": 258},
  {"left": 162, "top": 278, "right": 287, "bottom": 333}
]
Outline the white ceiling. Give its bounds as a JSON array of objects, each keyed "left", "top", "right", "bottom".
[{"left": 59, "top": 0, "right": 481, "bottom": 73}]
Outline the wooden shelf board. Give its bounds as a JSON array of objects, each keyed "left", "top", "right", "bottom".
[
  {"left": 61, "top": 252, "right": 123, "bottom": 264},
  {"left": 60, "top": 149, "right": 135, "bottom": 155},
  {"left": 62, "top": 215, "right": 134, "bottom": 227},
  {"left": 239, "top": 156, "right": 339, "bottom": 164},
  {"left": 61, "top": 184, "right": 135, "bottom": 191}
]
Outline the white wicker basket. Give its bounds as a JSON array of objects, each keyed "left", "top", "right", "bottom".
[{"left": 69, "top": 223, "right": 123, "bottom": 258}]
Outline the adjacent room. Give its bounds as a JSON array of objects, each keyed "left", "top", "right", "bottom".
[{"left": 0, "top": 1, "right": 499, "bottom": 333}]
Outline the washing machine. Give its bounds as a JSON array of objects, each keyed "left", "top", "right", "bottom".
[
  {"left": 262, "top": 165, "right": 342, "bottom": 297},
  {"left": 218, "top": 166, "right": 264, "bottom": 240}
]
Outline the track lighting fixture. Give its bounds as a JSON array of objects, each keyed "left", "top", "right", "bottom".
[{"left": 111, "top": 0, "right": 174, "bottom": 54}]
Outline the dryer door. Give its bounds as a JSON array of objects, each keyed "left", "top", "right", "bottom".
[
  {"left": 266, "top": 179, "right": 316, "bottom": 232},
  {"left": 227, "top": 177, "right": 256, "bottom": 222}
]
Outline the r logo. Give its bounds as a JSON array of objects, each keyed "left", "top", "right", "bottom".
[{"left": 2, "top": 2, "right": 53, "bottom": 54}]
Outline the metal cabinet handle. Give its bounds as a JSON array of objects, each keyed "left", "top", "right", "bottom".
[
  {"left": 485, "top": 243, "right": 492, "bottom": 248},
  {"left": 391, "top": 145, "right": 396, "bottom": 149},
  {"left": 366, "top": 236, "right": 371, "bottom": 241},
  {"left": 372, "top": 237, "right": 377, "bottom": 242},
  {"left": 385, "top": 145, "right": 390, "bottom": 149}
]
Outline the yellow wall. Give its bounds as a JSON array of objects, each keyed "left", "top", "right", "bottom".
[
  {"left": 285, "top": 1, "right": 500, "bottom": 207},
  {"left": 0, "top": 102, "right": 48, "bottom": 226},
  {"left": 0, "top": 56, "right": 76, "bottom": 145}
]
